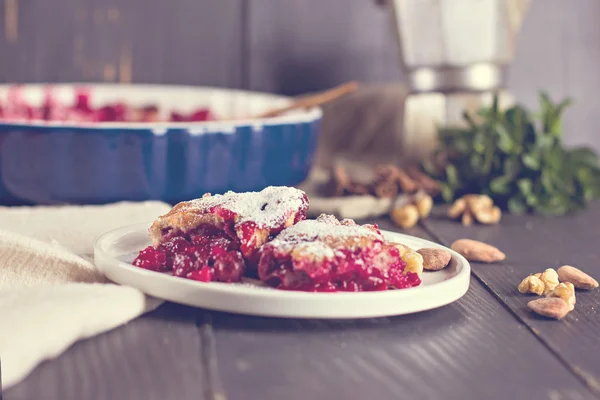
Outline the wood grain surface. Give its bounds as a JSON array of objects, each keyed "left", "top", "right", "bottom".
[
  {"left": 5, "top": 223, "right": 598, "bottom": 400},
  {"left": 211, "top": 277, "right": 595, "bottom": 400},
  {"left": 1, "top": 0, "right": 600, "bottom": 151},
  {"left": 209, "top": 222, "right": 595, "bottom": 400},
  {"left": 423, "top": 202, "right": 600, "bottom": 396},
  {"left": 4, "top": 303, "right": 211, "bottom": 400},
  {"left": 0, "top": 0, "right": 244, "bottom": 87}
]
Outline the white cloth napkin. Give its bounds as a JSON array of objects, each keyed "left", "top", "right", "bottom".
[{"left": 0, "top": 201, "right": 172, "bottom": 389}]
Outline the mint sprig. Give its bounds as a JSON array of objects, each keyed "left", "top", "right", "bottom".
[{"left": 423, "top": 92, "right": 600, "bottom": 215}]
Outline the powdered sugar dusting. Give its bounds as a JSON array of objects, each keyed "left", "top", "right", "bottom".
[
  {"left": 265, "top": 217, "right": 382, "bottom": 260},
  {"left": 293, "top": 240, "right": 336, "bottom": 259},
  {"left": 274, "top": 219, "right": 380, "bottom": 244},
  {"left": 179, "top": 186, "right": 307, "bottom": 228}
]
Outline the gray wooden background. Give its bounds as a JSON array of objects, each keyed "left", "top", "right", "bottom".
[{"left": 0, "top": 0, "right": 598, "bottom": 150}]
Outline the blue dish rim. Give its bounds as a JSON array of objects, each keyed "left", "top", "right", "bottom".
[{"left": 0, "top": 83, "right": 323, "bottom": 133}]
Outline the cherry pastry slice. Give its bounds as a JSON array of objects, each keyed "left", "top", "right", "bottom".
[
  {"left": 257, "top": 214, "right": 422, "bottom": 292},
  {"left": 132, "top": 186, "right": 309, "bottom": 283}
]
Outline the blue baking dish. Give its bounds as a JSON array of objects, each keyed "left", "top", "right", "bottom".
[{"left": 0, "top": 84, "right": 322, "bottom": 205}]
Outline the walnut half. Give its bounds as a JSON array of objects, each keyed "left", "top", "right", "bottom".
[
  {"left": 393, "top": 243, "right": 424, "bottom": 276},
  {"left": 390, "top": 190, "right": 433, "bottom": 229},
  {"left": 547, "top": 282, "right": 576, "bottom": 311},
  {"left": 518, "top": 274, "right": 545, "bottom": 295},
  {"left": 518, "top": 268, "right": 559, "bottom": 295},
  {"left": 448, "top": 194, "right": 501, "bottom": 226}
]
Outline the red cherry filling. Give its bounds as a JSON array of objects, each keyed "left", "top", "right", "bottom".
[
  {"left": 132, "top": 247, "right": 168, "bottom": 272},
  {"left": 189, "top": 267, "right": 214, "bottom": 282},
  {"left": 0, "top": 86, "right": 216, "bottom": 123},
  {"left": 134, "top": 188, "right": 310, "bottom": 286},
  {"left": 259, "top": 245, "right": 420, "bottom": 292},
  {"left": 132, "top": 225, "right": 246, "bottom": 283},
  {"left": 257, "top": 216, "right": 422, "bottom": 293},
  {"left": 172, "top": 253, "right": 195, "bottom": 277},
  {"left": 213, "top": 251, "right": 245, "bottom": 282}
]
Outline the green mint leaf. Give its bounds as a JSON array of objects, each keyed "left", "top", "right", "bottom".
[{"left": 508, "top": 196, "right": 528, "bottom": 215}]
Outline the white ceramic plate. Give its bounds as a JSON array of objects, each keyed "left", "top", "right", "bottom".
[{"left": 94, "top": 222, "right": 471, "bottom": 319}]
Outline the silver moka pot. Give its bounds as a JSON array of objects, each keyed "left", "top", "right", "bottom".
[{"left": 387, "top": 0, "right": 531, "bottom": 162}]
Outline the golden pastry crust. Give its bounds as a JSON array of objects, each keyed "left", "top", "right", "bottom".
[
  {"left": 266, "top": 214, "right": 382, "bottom": 260},
  {"left": 149, "top": 195, "right": 224, "bottom": 247},
  {"left": 148, "top": 187, "right": 309, "bottom": 254}
]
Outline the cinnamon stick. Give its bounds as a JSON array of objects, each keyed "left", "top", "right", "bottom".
[
  {"left": 396, "top": 168, "right": 418, "bottom": 193},
  {"left": 373, "top": 165, "right": 401, "bottom": 198},
  {"left": 373, "top": 180, "right": 398, "bottom": 198},
  {"left": 374, "top": 164, "right": 400, "bottom": 181},
  {"left": 406, "top": 165, "right": 440, "bottom": 195},
  {"left": 327, "top": 165, "right": 352, "bottom": 197},
  {"left": 348, "top": 182, "right": 371, "bottom": 195}
]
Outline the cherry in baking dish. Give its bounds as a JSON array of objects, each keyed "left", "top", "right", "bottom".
[{"left": 0, "top": 86, "right": 216, "bottom": 123}]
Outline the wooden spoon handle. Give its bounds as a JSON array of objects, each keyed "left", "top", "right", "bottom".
[{"left": 255, "top": 81, "right": 360, "bottom": 118}]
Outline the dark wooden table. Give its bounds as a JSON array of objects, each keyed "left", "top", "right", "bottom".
[{"left": 6, "top": 204, "right": 600, "bottom": 400}]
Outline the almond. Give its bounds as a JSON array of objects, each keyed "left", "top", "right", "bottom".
[
  {"left": 417, "top": 248, "right": 452, "bottom": 271},
  {"left": 527, "top": 297, "right": 571, "bottom": 320},
  {"left": 450, "top": 239, "right": 505, "bottom": 263},
  {"left": 557, "top": 265, "right": 599, "bottom": 290}
]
